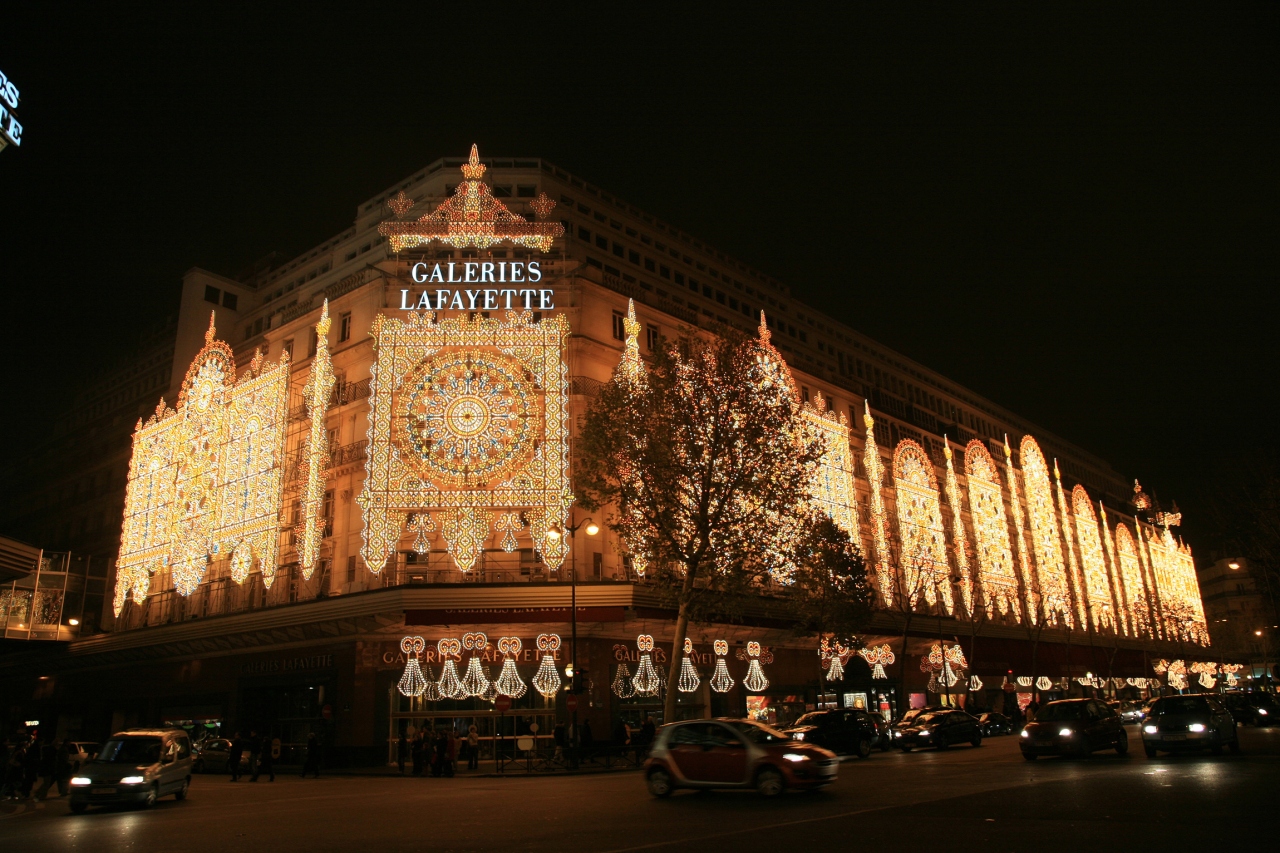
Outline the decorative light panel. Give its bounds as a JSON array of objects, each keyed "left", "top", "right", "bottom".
[
  {"left": 436, "top": 638, "right": 466, "bottom": 700},
  {"left": 741, "top": 641, "right": 770, "bottom": 693},
  {"left": 460, "top": 632, "right": 491, "bottom": 698},
  {"left": 862, "top": 404, "right": 893, "bottom": 605},
  {"left": 494, "top": 636, "right": 528, "bottom": 698},
  {"left": 963, "top": 440, "right": 1021, "bottom": 622},
  {"left": 297, "top": 301, "right": 335, "bottom": 578},
  {"left": 1070, "top": 485, "right": 1113, "bottom": 632},
  {"left": 1018, "top": 436, "right": 1072, "bottom": 627},
  {"left": 802, "top": 393, "right": 860, "bottom": 542},
  {"left": 357, "top": 309, "right": 572, "bottom": 574},
  {"left": 857, "top": 644, "right": 895, "bottom": 680},
  {"left": 377, "top": 145, "right": 565, "bottom": 253},
  {"left": 612, "top": 662, "right": 636, "bottom": 698},
  {"left": 398, "top": 636, "right": 428, "bottom": 697},
  {"left": 891, "top": 439, "right": 953, "bottom": 613},
  {"left": 115, "top": 315, "right": 290, "bottom": 612}
]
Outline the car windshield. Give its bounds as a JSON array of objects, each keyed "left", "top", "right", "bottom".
[
  {"left": 915, "top": 712, "right": 951, "bottom": 726},
  {"left": 793, "top": 713, "right": 834, "bottom": 727},
  {"left": 95, "top": 737, "right": 162, "bottom": 764},
  {"left": 1152, "top": 697, "right": 1209, "bottom": 716},
  {"left": 1034, "top": 703, "right": 1088, "bottom": 722},
  {"left": 725, "top": 721, "right": 791, "bottom": 744}
]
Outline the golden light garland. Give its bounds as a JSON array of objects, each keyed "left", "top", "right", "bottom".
[
  {"left": 378, "top": 145, "right": 564, "bottom": 252},
  {"left": 1019, "top": 436, "right": 1072, "bottom": 627},
  {"left": 1070, "top": 485, "right": 1113, "bottom": 632},
  {"left": 115, "top": 314, "right": 290, "bottom": 611},
  {"left": 942, "top": 440, "right": 974, "bottom": 615},
  {"left": 357, "top": 309, "right": 572, "bottom": 574},
  {"left": 964, "top": 440, "right": 1020, "bottom": 621},
  {"left": 710, "top": 639, "right": 735, "bottom": 693},
  {"left": 297, "top": 300, "right": 334, "bottom": 578},
  {"left": 892, "top": 439, "right": 953, "bottom": 613},
  {"left": 862, "top": 403, "right": 893, "bottom": 605}
]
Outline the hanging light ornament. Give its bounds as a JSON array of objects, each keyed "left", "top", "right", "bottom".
[
  {"left": 819, "top": 637, "right": 847, "bottom": 682},
  {"left": 460, "top": 632, "right": 491, "bottom": 698},
  {"left": 481, "top": 666, "right": 499, "bottom": 702},
  {"left": 632, "top": 634, "right": 661, "bottom": 697},
  {"left": 858, "top": 644, "right": 895, "bottom": 680},
  {"left": 494, "top": 637, "right": 528, "bottom": 698},
  {"left": 436, "top": 638, "right": 465, "bottom": 699},
  {"left": 397, "top": 636, "right": 428, "bottom": 697},
  {"left": 969, "top": 675, "right": 983, "bottom": 692},
  {"left": 678, "top": 638, "right": 701, "bottom": 693},
  {"left": 532, "top": 633, "right": 563, "bottom": 699},
  {"left": 612, "top": 662, "right": 636, "bottom": 698},
  {"left": 827, "top": 655, "right": 846, "bottom": 682},
  {"left": 709, "top": 640, "right": 735, "bottom": 694},
  {"left": 420, "top": 664, "right": 441, "bottom": 702},
  {"left": 409, "top": 512, "right": 434, "bottom": 555},
  {"left": 743, "top": 641, "right": 770, "bottom": 693},
  {"left": 1035, "top": 676, "right": 1053, "bottom": 692}
]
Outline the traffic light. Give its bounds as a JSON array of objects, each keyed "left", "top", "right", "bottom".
[{"left": 572, "top": 668, "right": 587, "bottom": 694}]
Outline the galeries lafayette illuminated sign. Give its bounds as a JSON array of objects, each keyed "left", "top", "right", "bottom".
[
  {"left": 399, "top": 260, "right": 554, "bottom": 311},
  {"left": 0, "top": 67, "right": 23, "bottom": 148}
]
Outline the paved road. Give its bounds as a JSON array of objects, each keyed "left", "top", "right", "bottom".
[{"left": 3, "top": 725, "right": 1275, "bottom": 852}]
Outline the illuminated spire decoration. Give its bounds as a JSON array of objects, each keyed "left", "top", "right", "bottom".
[
  {"left": 298, "top": 300, "right": 333, "bottom": 579},
  {"left": 1053, "top": 458, "right": 1086, "bottom": 627},
  {"left": 494, "top": 637, "right": 528, "bottom": 698},
  {"left": 378, "top": 144, "right": 565, "bottom": 252},
  {"left": 677, "top": 638, "right": 701, "bottom": 693},
  {"left": 614, "top": 299, "right": 645, "bottom": 386},
  {"left": 862, "top": 402, "right": 893, "bottom": 605},
  {"left": 942, "top": 438, "right": 974, "bottom": 616},
  {"left": 709, "top": 640, "right": 734, "bottom": 693},
  {"left": 1003, "top": 435, "right": 1036, "bottom": 623}
]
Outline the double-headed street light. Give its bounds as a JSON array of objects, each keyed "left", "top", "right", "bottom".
[{"left": 546, "top": 514, "right": 598, "bottom": 767}]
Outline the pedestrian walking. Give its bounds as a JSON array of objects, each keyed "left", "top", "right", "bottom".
[
  {"left": 444, "top": 731, "right": 458, "bottom": 777},
  {"left": 3, "top": 740, "right": 25, "bottom": 801},
  {"left": 397, "top": 732, "right": 408, "bottom": 775},
  {"left": 251, "top": 734, "right": 274, "bottom": 782},
  {"left": 21, "top": 737, "right": 40, "bottom": 798},
  {"left": 247, "top": 730, "right": 260, "bottom": 778},
  {"left": 430, "top": 730, "right": 446, "bottom": 777},
  {"left": 301, "top": 732, "right": 321, "bottom": 778},
  {"left": 466, "top": 725, "right": 479, "bottom": 771},
  {"left": 553, "top": 720, "right": 566, "bottom": 762},
  {"left": 640, "top": 714, "right": 656, "bottom": 751},
  {"left": 228, "top": 733, "right": 245, "bottom": 781},
  {"left": 411, "top": 733, "right": 424, "bottom": 776},
  {"left": 32, "top": 737, "right": 58, "bottom": 801},
  {"left": 54, "top": 741, "right": 74, "bottom": 796}
]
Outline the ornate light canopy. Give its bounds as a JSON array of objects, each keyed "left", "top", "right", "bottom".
[
  {"left": 377, "top": 144, "right": 565, "bottom": 253},
  {"left": 1071, "top": 484, "right": 1114, "bottom": 632},
  {"left": 803, "top": 392, "right": 860, "bottom": 541},
  {"left": 892, "top": 439, "right": 952, "bottom": 613},
  {"left": 963, "top": 440, "right": 1020, "bottom": 621},
  {"left": 1019, "top": 436, "right": 1072, "bottom": 627},
  {"left": 357, "top": 309, "right": 572, "bottom": 574},
  {"left": 115, "top": 314, "right": 290, "bottom": 613}
]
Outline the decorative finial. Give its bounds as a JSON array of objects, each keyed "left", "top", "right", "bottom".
[
  {"left": 1053, "top": 458, "right": 1061, "bottom": 481},
  {"left": 155, "top": 398, "right": 167, "bottom": 419},
  {"left": 758, "top": 310, "right": 771, "bottom": 343},
  {"left": 460, "top": 143, "right": 486, "bottom": 179},
  {"left": 1098, "top": 499, "right": 1107, "bottom": 520},
  {"left": 387, "top": 190, "right": 414, "bottom": 216},
  {"left": 530, "top": 191, "right": 556, "bottom": 219},
  {"left": 205, "top": 311, "right": 217, "bottom": 344},
  {"left": 943, "top": 435, "right": 952, "bottom": 461},
  {"left": 863, "top": 399, "right": 874, "bottom": 429},
  {"left": 813, "top": 391, "right": 826, "bottom": 412},
  {"left": 250, "top": 347, "right": 263, "bottom": 375},
  {"left": 317, "top": 298, "right": 331, "bottom": 336},
  {"left": 1003, "top": 434, "right": 1011, "bottom": 459}
]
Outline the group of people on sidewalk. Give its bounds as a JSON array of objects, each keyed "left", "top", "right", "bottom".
[
  {"left": 2, "top": 734, "right": 80, "bottom": 802},
  {"left": 224, "top": 731, "right": 321, "bottom": 781},
  {"left": 399, "top": 726, "right": 475, "bottom": 777}
]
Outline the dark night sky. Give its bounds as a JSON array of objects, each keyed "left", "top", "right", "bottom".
[{"left": 1, "top": 5, "right": 1275, "bottom": 552}]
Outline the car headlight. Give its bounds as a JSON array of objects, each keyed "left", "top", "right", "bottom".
[
  {"left": 70, "top": 776, "right": 92, "bottom": 786},
  {"left": 1058, "top": 728, "right": 1073, "bottom": 737},
  {"left": 892, "top": 731, "right": 900, "bottom": 738},
  {"left": 1144, "top": 725, "right": 1158, "bottom": 734},
  {"left": 1259, "top": 709, "right": 1269, "bottom": 716},
  {"left": 1020, "top": 730, "right": 1030, "bottom": 738},
  {"left": 120, "top": 775, "right": 147, "bottom": 785},
  {"left": 1188, "top": 723, "right": 1206, "bottom": 733},
  {"left": 792, "top": 732, "right": 804, "bottom": 741},
  {"left": 783, "top": 753, "right": 809, "bottom": 762},
  {"left": 919, "top": 730, "right": 930, "bottom": 737}
]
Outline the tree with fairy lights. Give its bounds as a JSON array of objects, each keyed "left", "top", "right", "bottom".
[{"left": 578, "top": 312, "right": 829, "bottom": 724}]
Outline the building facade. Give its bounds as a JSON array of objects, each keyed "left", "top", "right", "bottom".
[{"left": 0, "top": 146, "right": 1216, "bottom": 761}]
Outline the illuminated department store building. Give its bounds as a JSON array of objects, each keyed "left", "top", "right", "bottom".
[{"left": 4, "top": 147, "right": 1214, "bottom": 763}]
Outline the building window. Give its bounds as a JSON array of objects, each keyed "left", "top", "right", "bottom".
[
  {"left": 596, "top": 235, "right": 608, "bottom": 249},
  {"left": 644, "top": 258, "right": 655, "bottom": 272},
  {"left": 593, "top": 552, "right": 603, "bottom": 579},
  {"left": 612, "top": 311, "right": 626, "bottom": 341},
  {"left": 221, "top": 291, "right": 238, "bottom": 311},
  {"left": 612, "top": 242, "right": 624, "bottom": 258},
  {"left": 204, "top": 285, "right": 221, "bottom": 304},
  {"left": 322, "top": 490, "right": 334, "bottom": 538},
  {"left": 646, "top": 324, "right": 660, "bottom": 351},
  {"left": 659, "top": 265, "right": 670, "bottom": 279},
  {"left": 516, "top": 185, "right": 536, "bottom": 197},
  {"left": 578, "top": 226, "right": 591, "bottom": 241},
  {"left": 629, "top": 249, "right": 640, "bottom": 265},
  {"left": 347, "top": 555, "right": 357, "bottom": 583},
  {"left": 282, "top": 338, "right": 294, "bottom": 360},
  {"left": 339, "top": 312, "right": 352, "bottom": 342}
]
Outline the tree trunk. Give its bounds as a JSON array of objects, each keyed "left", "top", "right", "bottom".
[{"left": 662, "top": 569, "right": 698, "bottom": 724}]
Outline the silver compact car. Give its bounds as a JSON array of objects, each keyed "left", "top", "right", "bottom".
[{"left": 69, "top": 728, "right": 193, "bottom": 812}]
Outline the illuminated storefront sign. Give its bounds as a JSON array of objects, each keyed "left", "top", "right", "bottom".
[
  {"left": 0, "top": 67, "right": 23, "bottom": 149},
  {"left": 410, "top": 260, "right": 543, "bottom": 284},
  {"left": 398, "top": 286, "right": 554, "bottom": 311}
]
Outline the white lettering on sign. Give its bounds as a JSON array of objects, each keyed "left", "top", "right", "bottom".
[
  {"left": 0, "top": 68, "right": 22, "bottom": 148},
  {"left": 398, "top": 272, "right": 554, "bottom": 313}
]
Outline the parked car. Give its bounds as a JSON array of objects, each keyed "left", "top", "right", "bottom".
[
  {"left": 893, "top": 709, "right": 983, "bottom": 751},
  {"left": 191, "top": 738, "right": 248, "bottom": 774},
  {"left": 889, "top": 706, "right": 943, "bottom": 738},
  {"left": 66, "top": 742, "right": 100, "bottom": 772},
  {"left": 1221, "top": 692, "right": 1276, "bottom": 727},
  {"left": 785, "top": 709, "right": 888, "bottom": 758},
  {"left": 1020, "top": 699, "right": 1128, "bottom": 760},
  {"left": 69, "top": 728, "right": 193, "bottom": 812},
  {"left": 977, "top": 712, "right": 1013, "bottom": 736},
  {"left": 644, "top": 718, "right": 838, "bottom": 797},
  {"left": 1142, "top": 694, "right": 1240, "bottom": 757}
]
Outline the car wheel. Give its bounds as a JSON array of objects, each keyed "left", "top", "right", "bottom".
[
  {"left": 646, "top": 769, "right": 673, "bottom": 798},
  {"left": 856, "top": 738, "right": 872, "bottom": 759},
  {"left": 70, "top": 800, "right": 88, "bottom": 813},
  {"left": 175, "top": 779, "right": 189, "bottom": 801},
  {"left": 756, "top": 767, "right": 785, "bottom": 797},
  {"left": 970, "top": 732, "right": 982, "bottom": 748},
  {"left": 1144, "top": 745, "right": 1157, "bottom": 758},
  {"left": 1022, "top": 752, "right": 1037, "bottom": 761},
  {"left": 898, "top": 745, "right": 912, "bottom": 753},
  {"left": 1115, "top": 730, "right": 1128, "bottom": 755}
]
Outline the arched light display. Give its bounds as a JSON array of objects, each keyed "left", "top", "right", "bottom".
[
  {"left": 357, "top": 309, "right": 572, "bottom": 574},
  {"left": 1098, "top": 503, "right": 1127, "bottom": 635},
  {"left": 963, "top": 440, "right": 1020, "bottom": 621},
  {"left": 1070, "top": 485, "right": 1113, "bottom": 632},
  {"left": 1114, "top": 524, "right": 1149, "bottom": 637},
  {"left": 115, "top": 315, "right": 290, "bottom": 613},
  {"left": 803, "top": 393, "right": 860, "bottom": 541},
  {"left": 892, "top": 439, "right": 952, "bottom": 613},
  {"left": 1003, "top": 437, "right": 1035, "bottom": 623},
  {"left": 941, "top": 441, "right": 974, "bottom": 616},
  {"left": 1019, "top": 436, "right": 1072, "bottom": 627},
  {"left": 1053, "top": 461, "right": 1086, "bottom": 627}
]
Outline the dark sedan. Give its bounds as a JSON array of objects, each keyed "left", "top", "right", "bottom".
[
  {"left": 893, "top": 709, "right": 983, "bottom": 751},
  {"left": 1020, "top": 699, "right": 1128, "bottom": 760},
  {"left": 978, "top": 712, "right": 1013, "bottom": 736},
  {"left": 1142, "top": 694, "right": 1240, "bottom": 756},
  {"left": 784, "top": 709, "right": 886, "bottom": 758},
  {"left": 1222, "top": 692, "right": 1276, "bottom": 727}
]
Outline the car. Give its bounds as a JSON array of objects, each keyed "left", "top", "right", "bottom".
[
  {"left": 69, "top": 728, "right": 193, "bottom": 812},
  {"left": 191, "top": 738, "right": 249, "bottom": 774},
  {"left": 66, "top": 742, "right": 100, "bottom": 772},
  {"left": 889, "top": 706, "right": 943, "bottom": 738},
  {"left": 1142, "top": 694, "right": 1240, "bottom": 757},
  {"left": 644, "top": 718, "right": 838, "bottom": 797},
  {"left": 1114, "top": 701, "right": 1145, "bottom": 723},
  {"left": 977, "top": 712, "right": 1013, "bottom": 736},
  {"left": 1020, "top": 699, "right": 1128, "bottom": 760},
  {"left": 784, "top": 709, "right": 887, "bottom": 758},
  {"left": 893, "top": 709, "right": 983, "bottom": 751},
  {"left": 1221, "top": 692, "right": 1277, "bottom": 727}
]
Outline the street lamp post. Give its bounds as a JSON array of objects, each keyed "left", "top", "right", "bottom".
[{"left": 546, "top": 513, "right": 599, "bottom": 768}]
